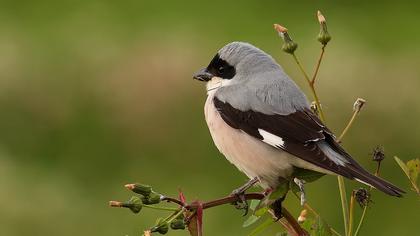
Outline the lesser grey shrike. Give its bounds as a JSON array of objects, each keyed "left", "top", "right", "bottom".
[{"left": 193, "top": 42, "right": 404, "bottom": 204}]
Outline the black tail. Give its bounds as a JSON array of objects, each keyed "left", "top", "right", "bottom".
[{"left": 348, "top": 166, "right": 405, "bottom": 197}]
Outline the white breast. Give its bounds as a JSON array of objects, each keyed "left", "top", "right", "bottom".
[{"left": 204, "top": 92, "right": 295, "bottom": 189}]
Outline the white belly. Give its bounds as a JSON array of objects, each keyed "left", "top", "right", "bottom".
[{"left": 204, "top": 93, "right": 296, "bottom": 188}]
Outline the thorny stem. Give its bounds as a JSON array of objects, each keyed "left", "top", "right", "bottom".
[
  {"left": 291, "top": 53, "right": 326, "bottom": 122},
  {"left": 165, "top": 192, "right": 308, "bottom": 236},
  {"left": 165, "top": 193, "right": 266, "bottom": 210}
]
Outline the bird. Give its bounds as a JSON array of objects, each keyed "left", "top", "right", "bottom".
[{"left": 193, "top": 42, "right": 404, "bottom": 201}]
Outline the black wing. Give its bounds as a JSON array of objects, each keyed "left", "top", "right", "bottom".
[{"left": 213, "top": 97, "right": 404, "bottom": 196}]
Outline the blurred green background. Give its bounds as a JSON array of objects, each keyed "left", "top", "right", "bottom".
[{"left": 0, "top": 1, "right": 419, "bottom": 235}]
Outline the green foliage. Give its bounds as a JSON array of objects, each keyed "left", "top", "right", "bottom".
[
  {"left": 301, "top": 216, "right": 332, "bottom": 236},
  {"left": 247, "top": 218, "right": 276, "bottom": 236},
  {"left": 394, "top": 157, "right": 420, "bottom": 195}
]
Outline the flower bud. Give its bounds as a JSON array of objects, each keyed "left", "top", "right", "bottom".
[
  {"left": 109, "top": 197, "right": 143, "bottom": 214},
  {"left": 141, "top": 192, "right": 162, "bottom": 205},
  {"left": 125, "top": 183, "right": 153, "bottom": 196},
  {"left": 317, "top": 11, "right": 331, "bottom": 45},
  {"left": 122, "top": 196, "right": 143, "bottom": 214},
  {"left": 274, "top": 24, "right": 298, "bottom": 54},
  {"left": 152, "top": 218, "right": 169, "bottom": 235},
  {"left": 170, "top": 219, "right": 186, "bottom": 230}
]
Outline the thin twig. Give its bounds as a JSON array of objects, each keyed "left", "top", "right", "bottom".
[
  {"left": 186, "top": 193, "right": 265, "bottom": 210},
  {"left": 291, "top": 53, "right": 326, "bottom": 122},
  {"left": 161, "top": 196, "right": 186, "bottom": 206},
  {"left": 337, "top": 176, "right": 349, "bottom": 236},
  {"left": 354, "top": 160, "right": 380, "bottom": 236},
  {"left": 347, "top": 191, "right": 355, "bottom": 236},
  {"left": 353, "top": 205, "right": 368, "bottom": 236},
  {"left": 143, "top": 204, "right": 179, "bottom": 212},
  {"left": 335, "top": 99, "right": 366, "bottom": 235},
  {"left": 337, "top": 110, "right": 358, "bottom": 142},
  {"left": 177, "top": 192, "right": 308, "bottom": 236},
  {"left": 311, "top": 45, "right": 326, "bottom": 85}
]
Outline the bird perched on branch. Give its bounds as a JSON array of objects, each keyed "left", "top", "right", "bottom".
[{"left": 193, "top": 42, "right": 404, "bottom": 203}]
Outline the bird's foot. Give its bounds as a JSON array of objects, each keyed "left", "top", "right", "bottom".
[
  {"left": 270, "top": 196, "right": 286, "bottom": 220},
  {"left": 230, "top": 177, "right": 259, "bottom": 216},
  {"left": 293, "top": 177, "right": 306, "bottom": 206}
]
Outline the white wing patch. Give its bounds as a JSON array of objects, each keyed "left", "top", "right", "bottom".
[
  {"left": 355, "top": 178, "right": 374, "bottom": 188},
  {"left": 318, "top": 142, "right": 349, "bottom": 166},
  {"left": 258, "top": 129, "right": 284, "bottom": 148}
]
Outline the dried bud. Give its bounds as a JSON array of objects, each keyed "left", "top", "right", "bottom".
[
  {"left": 170, "top": 219, "right": 186, "bottom": 230},
  {"left": 310, "top": 101, "right": 319, "bottom": 115},
  {"left": 274, "top": 24, "right": 298, "bottom": 54},
  {"left": 141, "top": 192, "right": 162, "bottom": 205},
  {"left": 354, "top": 188, "right": 371, "bottom": 208},
  {"left": 125, "top": 183, "right": 152, "bottom": 196},
  {"left": 297, "top": 209, "right": 307, "bottom": 223},
  {"left": 143, "top": 230, "right": 152, "bottom": 236},
  {"left": 152, "top": 218, "right": 169, "bottom": 235},
  {"left": 353, "top": 98, "right": 366, "bottom": 113},
  {"left": 371, "top": 146, "right": 385, "bottom": 162},
  {"left": 109, "top": 200, "right": 123, "bottom": 207},
  {"left": 317, "top": 10, "right": 331, "bottom": 45}
]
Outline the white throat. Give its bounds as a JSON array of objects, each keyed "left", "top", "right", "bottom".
[{"left": 206, "top": 77, "right": 232, "bottom": 95}]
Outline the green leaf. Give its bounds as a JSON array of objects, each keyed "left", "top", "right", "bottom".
[
  {"left": 247, "top": 218, "right": 275, "bottom": 236},
  {"left": 249, "top": 200, "right": 260, "bottom": 211},
  {"left": 254, "top": 206, "right": 269, "bottom": 217},
  {"left": 243, "top": 215, "right": 261, "bottom": 228},
  {"left": 406, "top": 158, "right": 420, "bottom": 185},
  {"left": 301, "top": 216, "right": 332, "bottom": 236},
  {"left": 269, "top": 182, "right": 289, "bottom": 201},
  {"left": 293, "top": 167, "right": 325, "bottom": 183},
  {"left": 394, "top": 156, "right": 409, "bottom": 177},
  {"left": 243, "top": 200, "right": 269, "bottom": 227},
  {"left": 394, "top": 156, "right": 420, "bottom": 195}
]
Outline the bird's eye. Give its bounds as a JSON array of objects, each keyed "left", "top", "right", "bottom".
[{"left": 218, "top": 66, "right": 224, "bottom": 74}]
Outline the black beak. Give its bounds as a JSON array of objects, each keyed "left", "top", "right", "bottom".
[{"left": 193, "top": 68, "right": 213, "bottom": 82}]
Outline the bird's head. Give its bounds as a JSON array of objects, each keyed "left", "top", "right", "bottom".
[{"left": 193, "top": 42, "right": 280, "bottom": 92}]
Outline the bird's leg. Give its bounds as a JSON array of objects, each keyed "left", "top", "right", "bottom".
[
  {"left": 270, "top": 195, "right": 286, "bottom": 220},
  {"left": 293, "top": 177, "right": 306, "bottom": 206},
  {"left": 230, "top": 177, "right": 259, "bottom": 216}
]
